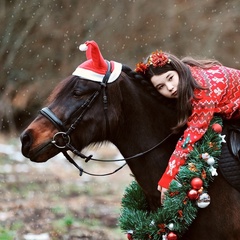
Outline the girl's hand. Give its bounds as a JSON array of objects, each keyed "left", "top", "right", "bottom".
[{"left": 157, "top": 185, "right": 168, "bottom": 204}]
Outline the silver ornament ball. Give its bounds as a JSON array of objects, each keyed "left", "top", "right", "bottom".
[{"left": 197, "top": 193, "right": 211, "bottom": 208}]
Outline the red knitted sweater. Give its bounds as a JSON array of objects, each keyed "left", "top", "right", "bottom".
[{"left": 158, "top": 65, "right": 240, "bottom": 188}]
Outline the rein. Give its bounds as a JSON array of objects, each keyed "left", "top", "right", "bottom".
[{"left": 40, "top": 63, "right": 173, "bottom": 176}]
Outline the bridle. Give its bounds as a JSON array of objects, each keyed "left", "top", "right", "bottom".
[{"left": 40, "top": 61, "right": 173, "bottom": 176}]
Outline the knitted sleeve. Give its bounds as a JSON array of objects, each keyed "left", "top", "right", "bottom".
[{"left": 158, "top": 95, "right": 215, "bottom": 188}]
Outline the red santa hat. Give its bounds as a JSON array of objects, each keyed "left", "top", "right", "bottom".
[{"left": 72, "top": 40, "right": 122, "bottom": 82}]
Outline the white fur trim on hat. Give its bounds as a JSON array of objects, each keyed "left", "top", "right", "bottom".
[{"left": 72, "top": 61, "right": 122, "bottom": 83}]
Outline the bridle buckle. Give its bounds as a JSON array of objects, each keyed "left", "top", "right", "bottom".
[{"left": 52, "top": 132, "right": 70, "bottom": 149}]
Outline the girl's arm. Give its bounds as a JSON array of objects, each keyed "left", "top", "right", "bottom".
[{"left": 158, "top": 97, "right": 215, "bottom": 188}]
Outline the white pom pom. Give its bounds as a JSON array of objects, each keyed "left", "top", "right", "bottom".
[
  {"left": 206, "top": 156, "right": 215, "bottom": 166},
  {"left": 79, "top": 44, "right": 88, "bottom": 51},
  {"left": 168, "top": 223, "right": 174, "bottom": 230}
]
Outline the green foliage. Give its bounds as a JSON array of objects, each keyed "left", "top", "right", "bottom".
[
  {"left": 52, "top": 214, "right": 75, "bottom": 234},
  {"left": 63, "top": 215, "right": 74, "bottom": 227},
  {"left": 121, "top": 181, "right": 148, "bottom": 211},
  {"left": 0, "top": 227, "right": 15, "bottom": 240},
  {"left": 119, "top": 117, "right": 223, "bottom": 239}
]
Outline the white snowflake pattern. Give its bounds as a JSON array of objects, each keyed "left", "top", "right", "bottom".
[
  {"left": 212, "top": 76, "right": 224, "bottom": 83},
  {"left": 220, "top": 134, "right": 226, "bottom": 143},
  {"left": 210, "top": 166, "right": 218, "bottom": 176},
  {"left": 208, "top": 69, "right": 220, "bottom": 74},
  {"left": 213, "top": 87, "right": 222, "bottom": 96},
  {"left": 167, "top": 160, "right": 176, "bottom": 176}
]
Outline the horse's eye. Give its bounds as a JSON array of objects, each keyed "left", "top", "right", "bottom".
[{"left": 73, "top": 90, "right": 82, "bottom": 97}]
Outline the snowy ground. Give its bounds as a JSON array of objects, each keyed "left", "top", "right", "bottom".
[{"left": 0, "top": 135, "right": 132, "bottom": 240}]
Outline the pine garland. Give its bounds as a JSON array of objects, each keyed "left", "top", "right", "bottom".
[{"left": 119, "top": 116, "right": 224, "bottom": 240}]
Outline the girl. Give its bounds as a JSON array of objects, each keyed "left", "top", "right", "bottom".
[{"left": 135, "top": 50, "right": 240, "bottom": 203}]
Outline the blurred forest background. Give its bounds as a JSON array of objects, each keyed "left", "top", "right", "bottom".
[
  {"left": 1, "top": 0, "right": 240, "bottom": 135},
  {"left": 0, "top": 1, "right": 239, "bottom": 239}
]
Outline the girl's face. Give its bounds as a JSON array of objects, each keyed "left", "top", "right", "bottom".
[{"left": 151, "top": 70, "right": 179, "bottom": 98}]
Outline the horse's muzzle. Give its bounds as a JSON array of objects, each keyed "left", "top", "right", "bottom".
[{"left": 20, "top": 129, "right": 33, "bottom": 158}]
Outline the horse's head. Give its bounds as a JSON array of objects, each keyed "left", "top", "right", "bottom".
[
  {"left": 20, "top": 40, "right": 123, "bottom": 162},
  {"left": 22, "top": 77, "right": 109, "bottom": 162}
]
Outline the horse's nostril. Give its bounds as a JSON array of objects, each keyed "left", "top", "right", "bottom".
[{"left": 20, "top": 130, "right": 33, "bottom": 157}]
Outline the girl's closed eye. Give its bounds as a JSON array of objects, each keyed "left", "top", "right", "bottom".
[{"left": 157, "top": 84, "right": 163, "bottom": 90}]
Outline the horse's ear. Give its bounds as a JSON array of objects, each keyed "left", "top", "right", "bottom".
[{"left": 82, "top": 41, "right": 107, "bottom": 70}]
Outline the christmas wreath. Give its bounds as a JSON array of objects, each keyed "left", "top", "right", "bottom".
[{"left": 119, "top": 116, "right": 225, "bottom": 240}]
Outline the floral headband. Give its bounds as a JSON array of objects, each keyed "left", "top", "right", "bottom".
[{"left": 135, "top": 50, "right": 171, "bottom": 74}]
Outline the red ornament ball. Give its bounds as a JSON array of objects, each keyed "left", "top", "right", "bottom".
[
  {"left": 212, "top": 123, "right": 222, "bottom": 133},
  {"left": 127, "top": 233, "right": 133, "bottom": 240},
  {"left": 187, "top": 189, "right": 199, "bottom": 200},
  {"left": 167, "top": 232, "right": 178, "bottom": 240},
  {"left": 191, "top": 177, "right": 203, "bottom": 190}
]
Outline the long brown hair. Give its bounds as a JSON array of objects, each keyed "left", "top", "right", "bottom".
[{"left": 140, "top": 53, "right": 222, "bottom": 133}]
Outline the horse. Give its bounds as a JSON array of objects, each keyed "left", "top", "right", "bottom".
[{"left": 20, "top": 65, "right": 240, "bottom": 240}]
